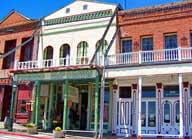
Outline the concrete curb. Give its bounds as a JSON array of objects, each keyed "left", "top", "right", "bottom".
[{"left": 0, "top": 131, "right": 54, "bottom": 139}]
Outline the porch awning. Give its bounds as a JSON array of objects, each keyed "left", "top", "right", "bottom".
[{"left": 18, "top": 86, "right": 30, "bottom": 100}]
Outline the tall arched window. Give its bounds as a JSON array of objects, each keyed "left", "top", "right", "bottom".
[
  {"left": 77, "top": 41, "right": 88, "bottom": 64},
  {"left": 43, "top": 46, "right": 53, "bottom": 60},
  {"left": 60, "top": 44, "right": 70, "bottom": 65},
  {"left": 96, "top": 40, "right": 108, "bottom": 54},
  {"left": 60, "top": 44, "right": 70, "bottom": 58},
  {"left": 175, "top": 102, "right": 179, "bottom": 123},
  {"left": 77, "top": 41, "right": 88, "bottom": 58},
  {"left": 164, "top": 101, "right": 171, "bottom": 124}
]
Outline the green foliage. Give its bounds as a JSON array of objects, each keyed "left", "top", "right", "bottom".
[
  {"left": 54, "top": 126, "right": 62, "bottom": 131},
  {"left": 26, "top": 123, "right": 35, "bottom": 128}
]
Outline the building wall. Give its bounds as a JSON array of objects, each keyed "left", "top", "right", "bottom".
[
  {"left": 38, "top": 1, "right": 117, "bottom": 61},
  {"left": 117, "top": 1, "right": 192, "bottom": 54}
]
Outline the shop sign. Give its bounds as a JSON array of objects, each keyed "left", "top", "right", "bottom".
[
  {"left": 15, "top": 70, "right": 98, "bottom": 81},
  {"left": 0, "top": 78, "right": 11, "bottom": 85}
]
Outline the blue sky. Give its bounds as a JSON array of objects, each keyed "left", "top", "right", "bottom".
[{"left": 0, "top": 0, "right": 181, "bottom": 20}]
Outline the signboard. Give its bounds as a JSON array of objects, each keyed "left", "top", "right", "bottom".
[
  {"left": 0, "top": 78, "right": 11, "bottom": 85},
  {"left": 15, "top": 70, "right": 98, "bottom": 81}
]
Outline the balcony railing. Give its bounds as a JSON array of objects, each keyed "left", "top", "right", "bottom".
[
  {"left": 16, "top": 56, "right": 92, "bottom": 70},
  {"left": 107, "top": 48, "right": 192, "bottom": 66}
]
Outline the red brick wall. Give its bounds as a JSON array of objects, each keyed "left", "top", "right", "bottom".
[
  {"left": 117, "top": 1, "right": 192, "bottom": 53},
  {"left": 0, "top": 12, "right": 39, "bottom": 78}
]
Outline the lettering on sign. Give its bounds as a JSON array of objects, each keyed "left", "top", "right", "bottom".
[{"left": 15, "top": 70, "right": 98, "bottom": 81}]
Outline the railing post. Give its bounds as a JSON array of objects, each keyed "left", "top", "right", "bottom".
[
  {"left": 139, "top": 51, "right": 142, "bottom": 64},
  {"left": 14, "top": 60, "right": 18, "bottom": 70},
  {"left": 178, "top": 47, "right": 181, "bottom": 61},
  {"left": 66, "top": 55, "right": 69, "bottom": 66}
]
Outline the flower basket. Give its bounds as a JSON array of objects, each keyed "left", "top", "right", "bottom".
[
  {"left": 53, "top": 127, "right": 64, "bottom": 138},
  {"left": 26, "top": 123, "right": 38, "bottom": 134},
  {"left": 27, "top": 127, "right": 38, "bottom": 134}
]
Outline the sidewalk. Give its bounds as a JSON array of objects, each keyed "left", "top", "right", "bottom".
[{"left": 0, "top": 122, "right": 118, "bottom": 139}]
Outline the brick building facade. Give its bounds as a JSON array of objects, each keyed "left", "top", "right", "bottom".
[
  {"left": 0, "top": 11, "right": 39, "bottom": 123},
  {"left": 105, "top": 1, "right": 192, "bottom": 138}
]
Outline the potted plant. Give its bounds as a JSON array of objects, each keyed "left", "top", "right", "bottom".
[
  {"left": 53, "top": 127, "right": 64, "bottom": 138},
  {"left": 26, "top": 123, "right": 38, "bottom": 134}
]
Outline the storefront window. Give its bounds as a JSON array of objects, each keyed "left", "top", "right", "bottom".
[
  {"left": 91, "top": 87, "right": 110, "bottom": 123},
  {"left": 17, "top": 100, "right": 27, "bottom": 113},
  {"left": 142, "top": 102, "right": 146, "bottom": 127},
  {"left": 191, "top": 104, "right": 192, "bottom": 124},
  {"left": 148, "top": 101, "right": 156, "bottom": 127},
  {"left": 164, "top": 102, "right": 171, "bottom": 123},
  {"left": 142, "top": 86, "right": 156, "bottom": 98},
  {"left": 164, "top": 86, "right": 179, "bottom": 97},
  {"left": 190, "top": 85, "right": 192, "bottom": 97},
  {"left": 175, "top": 102, "right": 180, "bottom": 123}
]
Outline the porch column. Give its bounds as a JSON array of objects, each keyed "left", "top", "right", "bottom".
[
  {"left": 35, "top": 81, "right": 40, "bottom": 127},
  {"left": 8, "top": 81, "right": 17, "bottom": 131},
  {"left": 179, "top": 74, "right": 184, "bottom": 138},
  {"left": 137, "top": 77, "right": 142, "bottom": 138},
  {"left": 94, "top": 75, "right": 99, "bottom": 137},
  {"left": 63, "top": 80, "right": 69, "bottom": 130},
  {"left": 47, "top": 83, "right": 55, "bottom": 129},
  {"left": 87, "top": 83, "right": 92, "bottom": 130}
]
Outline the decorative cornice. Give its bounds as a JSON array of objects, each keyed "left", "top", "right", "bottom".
[
  {"left": 119, "top": 1, "right": 192, "bottom": 17},
  {"left": 44, "top": 9, "right": 112, "bottom": 26}
]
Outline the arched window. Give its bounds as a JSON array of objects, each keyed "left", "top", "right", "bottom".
[
  {"left": 60, "top": 44, "right": 70, "bottom": 58},
  {"left": 96, "top": 40, "right": 108, "bottom": 54},
  {"left": 43, "top": 46, "right": 53, "bottom": 60},
  {"left": 164, "top": 101, "right": 171, "bottom": 123},
  {"left": 175, "top": 102, "right": 179, "bottom": 123},
  {"left": 60, "top": 44, "right": 70, "bottom": 65},
  {"left": 77, "top": 41, "right": 88, "bottom": 58}
]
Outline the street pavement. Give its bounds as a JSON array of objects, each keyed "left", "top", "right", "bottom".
[{"left": 0, "top": 134, "right": 32, "bottom": 139}]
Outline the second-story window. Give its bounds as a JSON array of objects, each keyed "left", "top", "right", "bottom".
[
  {"left": 164, "top": 34, "right": 177, "bottom": 49},
  {"left": 96, "top": 40, "right": 108, "bottom": 55},
  {"left": 77, "top": 41, "right": 88, "bottom": 58},
  {"left": 77, "top": 41, "right": 88, "bottom": 64},
  {"left": 190, "top": 33, "right": 192, "bottom": 47},
  {"left": 141, "top": 36, "right": 153, "bottom": 51},
  {"left": 121, "top": 38, "right": 132, "bottom": 53},
  {"left": 3, "top": 39, "right": 16, "bottom": 69},
  {"left": 43, "top": 46, "right": 53, "bottom": 60},
  {"left": 20, "top": 38, "right": 33, "bottom": 62}
]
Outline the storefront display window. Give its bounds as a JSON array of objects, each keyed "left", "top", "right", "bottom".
[
  {"left": 164, "top": 102, "right": 171, "bottom": 123},
  {"left": 148, "top": 102, "right": 156, "bottom": 127},
  {"left": 175, "top": 102, "right": 179, "bottom": 123},
  {"left": 142, "top": 102, "right": 146, "bottom": 127},
  {"left": 91, "top": 87, "right": 110, "bottom": 123}
]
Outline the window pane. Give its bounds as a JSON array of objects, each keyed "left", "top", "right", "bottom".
[
  {"left": 191, "top": 104, "right": 192, "bottom": 124},
  {"left": 142, "top": 102, "right": 146, "bottom": 127},
  {"left": 141, "top": 37, "right": 153, "bottom": 51},
  {"left": 104, "top": 87, "right": 109, "bottom": 122},
  {"left": 119, "top": 87, "right": 131, "bottom": 98},
  {"left": 148, "top": 102, "right": 156, "bottom": 127},
  {"left": 142, "top": 86, "right": 156, "bottom": 98},
  {"left": 164, "top": 35, "right": 177, "bottom": 49},
  {"left": 190, "top": 85, "right": 192, "bottom": 97},
  {"left": 175, "top": 102, "right": 179, "bottom": 123},
  {"left": 164, "top": 102, "right": 170, "bottom": 123},
  {"left": 121, "top": 39, "right": 132, "bottom": 53},
  {"left": 164, "top": 86, "right": 179, "bottom": 97}
]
